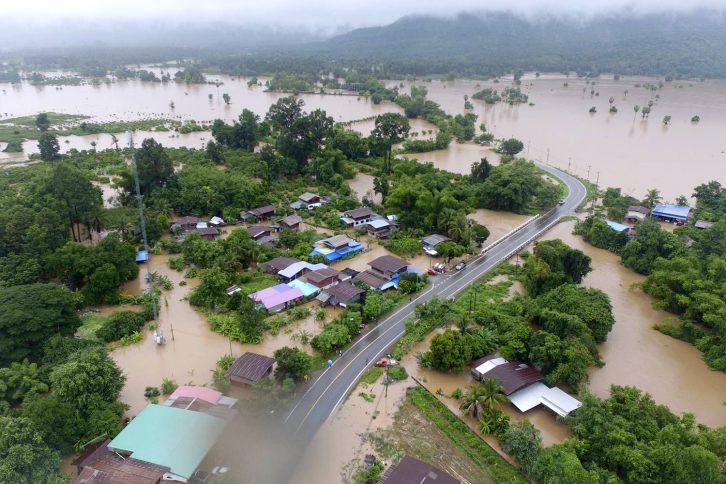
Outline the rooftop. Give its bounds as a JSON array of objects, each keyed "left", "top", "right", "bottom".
[
  {"left": 287, "top": 278, "right": 321, "bottom": 297},
  {"left": 260, "top": 256, "right": 301, "bottom": 273},
  {"left": 695, "top": 220, "right": 715, "bottom": 229},
  {"left": 135, "top": 250, "right": 149, "bottom": 263},
  {"left": 168, "top": 386, "right": 221, "bottom": 406},
  {"left": 368, "top": 219, "right": 391, "bottom": 229},
  {"left": 249, "top": 284, "right": 304, "bottom": 310},
  {"left": 344, "top": 207, "right": 374, "bottom": 219},
  {"left": 324, "top": 281, "right": 365, "bottom": 302},
  {"left": 651, "top": 203, "right": 691, "bottom": 220},
  {"left": 278, "top": 261, "right": 328, "bottom": 279},
  {"left": 248, "top": 205, "right": 275, "bottom": 217},
  {"left": 369, "top": 255, "right": 409, "bottom": 275},
  {"left": 299, "top": 192, "right": 319, "bottom": 202},
  {"left": 380, "top": 456, "right": 459, "bottom": 484},
  {"left": 605, "top": 220, "right": 630, "bottom": 232},
  {"left": 353, "top": 270, "right": 390, "bottom": 289},
  {"left": 175, "top": 215, "right": 202, "bottom": 225},
  {"left": 248, "top": 226, "right": 272, "bottom": 238},
  {"left": 75, "top": 446, "right": 169, "bottom": 484},
  {"left": 322, "top": 234, "right": 356, "bottom": 248},
  {"left": 627, "top": 205, "right": 650, "bottom": 215},
  {"left": 279, "top": 214, "right": 303, "bottom": 226},
  {"left": 196, "top": 227, "right": 220, "bottom": 236},
  {"left": 422, "top": 234, "right": 451, "bottom": 247},
  {"left": 305, "top": 267, "right": 341, "bottom": 284},
  {"left": 484, "top": 361, "right": 544, "bottom": 395},
  {"left": 107, "top": 404, "right": 226, "bottom": 481},
  {"left": 225, "top": 352, "right": 275, "bottom": 384}
]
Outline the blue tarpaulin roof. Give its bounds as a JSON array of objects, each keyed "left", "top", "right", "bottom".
[
  {"left": 135, "top": 250, "right": 149, "bottom": 263},
  {"left": 605, "top": 220, "right": 630, "bottom": 232},
  {"left": 651, "top": 204, "right": 691, "bottom": 221}
]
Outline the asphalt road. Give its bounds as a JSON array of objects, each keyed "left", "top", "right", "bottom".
[{"left": 284, "top": 162, "right": 587, "bottom": 443}]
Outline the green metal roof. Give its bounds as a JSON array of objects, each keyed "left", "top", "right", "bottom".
[{"left": 108, "top": 404, "right": 226, "bottom": 480}]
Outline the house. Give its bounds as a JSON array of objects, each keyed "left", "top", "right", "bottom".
[
  {"left": 477, "top": 361, "right": 544, "bottom": 395},
  {"left": 304, "top": 267, "right": 342, "bottom": 289},
  {"left": 353, "top": 270, "right": 392, "bottom": 290},
  {"left": 379, "top": 456, "right": 459, "bottom": 484},
  {"left": 422, "top": 234, "right": 451, "bottom": 256},
  {"left": 507, "top": 382, "right": 582, "bottom": 416},
  {"left": 340, "top": 207, "right": 374, "bottom": 227},
  {"left": 244, "top": 205, "right": 276, "bottom": 222},
  {"left": 196, "top": 227, "right": 220, "bottom": 240},
  {"left": 247, "top": 225, "right": 273, "bottom": 240},
  {"left": 278, "top": 261, "right": 328, "bottom": 282},
  {"left": 316, "top": 282, "right": 365, "bottom": 307},
  {"left": 290, "top": 192, "right": 328, "bottom": 210},
  {"left": 287, "top": 278, "right": 320, "bottom": 297},
  {"left": 226, "top": 352, "right": 275, "bottom": 386},
  {"left": 173, "top": 216, "right": 203, "bottom": 232},
  {"left": 260, "top": 256, "right": 301, "bottom": 274},
  {"left": 367, "top": 219, "right": 392, "bottom": 238},
  {"left": 105, "top": 404, "right": 226, "bottom": 483},
  {"left": 695, "top": 220, "right": 715, "bottom": 229},
  {"left": 625, "top": 205, "right": 650, "bottom": 223},
  {"left": 278, "top": 214, "right": 303, "bottom": 231},
  {"left": 651, "top": 203, "right": 691, "bottom": 223},
  {"left": 368, "top": 255, "right": 409, "bottom": 279},
  {"left": 339, "top": 267, "right": 359, "bottom": 282},
  {"left": 162, "top": 386, "right": 238, "bottom": 420},
  {"left": 249, "top": 284, "right": 304, "bottom": 312},
  {"left": 73, "top": 440, "right": 170, "bottom": 484},
  {"left": 470, "top": 355, "right": 507, "bottom": 380},
  {"left": 310, "top": 234, "right": 364, "bottom": 261}
]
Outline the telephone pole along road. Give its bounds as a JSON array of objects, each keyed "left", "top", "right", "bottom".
[{"left": 284, "top": 162, "right": 587, "bottom": 443}]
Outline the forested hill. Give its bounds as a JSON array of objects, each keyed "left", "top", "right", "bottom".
[{"left": 294, "top": 11, "right": 726, "bottom": 78}]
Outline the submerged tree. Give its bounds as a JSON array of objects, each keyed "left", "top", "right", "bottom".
[
  {"left": 642, "top": 188, "right": 662, "bottom": 209},
  {"left": 372, "top": 112, "right": 410, "bottom": 173},
  {"left": 35, "top": 112, "right": 50, "bottom": 132},
  {"left": 37, "top": 132, "right": 60, "bottom": 161},
  {"left": 663, "top": 115, "right": 672, "bottom": 125},
  {"left": 222, "top": 93, "right": 231, "bottom": 104}
]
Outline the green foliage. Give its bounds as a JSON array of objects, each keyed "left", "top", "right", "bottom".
[
  {"left": 0, "top": 416, "right": 63, "bottom": 483},
  {"left": 20, "top": 395, "right": 84, "bottom": 455},
  {"left": 498, "top": 138, "right": 524, "bottom": 157},
  {"left": 372, "top": 112, "right": 411, "bottom": 172},
  {"left": 383, "top": 237, "right": 421, "bottom": 257},
  {"left": 273, "top": 346, "right": 314, "bottom": 383},
  {"left": 621, "top": 219, "right": 686, "bottom": 275},
  {"left": 359, "top": 367, "right": 383, "bottom": 386},
  {"left": 49, "top": 347, "right": 125, "bottom": 412},
  {"left": 211, "top": 109, "right": 260, "bottom": 151},
  {"left": 37, "top": 132, "right": 60, "bottom": 161},
  {"left": 0, "top": 283, "right": 80, "bottom": 365},
  {"left": 144, "top": 386, "right": 161, "bottom": 399},
  {"left": 160, "top": 378, "right": 178, "bottom": 395},
  {"left": 522, "top": 239, "right": 592, "bottom": 296},
  {"left": 352, "top": 459, "right": 384, "bottom": 484},
  {"left": 477, "top": 159, "right": 560, "bottom": 213},
  {"left": 501, "top": 419, "right": 543, "bottom": 475},
  {"left": 95, "top": 310, "right": 148, "bottom": 343},
  {"left": 575, "top": 216, "right": 628, "bottom": 252},
  {"left": 168, "top": 256, "right": 186, "bottom": 271},
  {"left": 422, "top": 329, "right": 496, "bottom": 372},
  {"left": 387, "top": 366, "right": 408, "bottom": 381},
  {"left": 0, "top": 360, "right": 49, "bottom": 405},
  {"left": 362, "top": 290, "right": 395, "bottom": 322}
]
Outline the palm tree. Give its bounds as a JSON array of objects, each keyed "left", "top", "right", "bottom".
[
  {"left": 633, "top": 105, "right": 640, "bottom": 122},
  {"left": 478, "top": 377, "right": 508, "bottom": 411},
  {"left": 459, "top": 384, "right": 485, "bottom": 419},
  {"left": 643, "top": 189, "right": 662, "bottom": 209}
]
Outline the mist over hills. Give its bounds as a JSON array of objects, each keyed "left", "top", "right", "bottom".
[{"left": 4, "top": 9, "right": 726, "bottom": 78}]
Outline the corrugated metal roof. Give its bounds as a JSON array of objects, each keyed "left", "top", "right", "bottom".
[
  {"left": 539, "top": 387, "right": 582, "bottom": 417},
  {"left": 508, "top": 382, "right": 549, "bottom": 412},
  {"left": 107, "top": 404, "right": 225, "bottom": 481},
  {"left": 605, "top": 220, "right": 630, "bottom": 232},
  {"left": 485, "top": 362, "right": 544, "bottom": 395},
  {"left": 225, "top": 352, "right": 275, "bottom": 383},
  {"left": 369, "top": 255, "right": 408, "bottom": 275},
  {"left": 651, "top": 204, "right": 691, "bottom": 220},
  {"left": 168, "top": 386, "right": 221, "bottom": 405},
  {"left": 380, "top": 456, "right": 459, "bottom": 484},
  {"left": 287, "top": 279, "right": 320, "bottom": 297}
]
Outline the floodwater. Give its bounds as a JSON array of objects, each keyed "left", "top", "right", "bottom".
[
  {"left": 348, "top": 172, "right": 381, "bottom": 204},
  {"left": 536, "top": 221, "right": 726, "bottom": 427},
  {"left": 4, "top": 72, "right": 724, "bottom": 200},
  {"left": 110, "top": 253, "right": 338, "bottom": 414},
  {"left": 392, "top": 76, "right": 726, "bottom": 201},
  {"left": 467, "top": 209, "right": 532, "bottom": 243}
]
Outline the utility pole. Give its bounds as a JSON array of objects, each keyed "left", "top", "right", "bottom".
[
  {"left": 596, "top": 171, "right": 600, "bottom": 187},
  {"left": 128, "top": 132, "right": 167, "bottom": 339},
  {"left": 546, "top": 148, "right": 550, "bottom": 164},
  {"left": 567, "top": 157, "right": 571, "bottom": 172},
  {"left": 587, "top": 165, "right": 591, "bottom": 180}
]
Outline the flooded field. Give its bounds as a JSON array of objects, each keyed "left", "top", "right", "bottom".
[
  {"left": 348, "top": 172, "right": 380, "bottom": 204},
  {"left": 537, "top": 221, "right": 726, "bottom": 427},
  {"left": 395, "top": 76, "right": 726, "bottom": 201},
  {"left": 3, "top": 73, "right": 724, "bottom": 200}
]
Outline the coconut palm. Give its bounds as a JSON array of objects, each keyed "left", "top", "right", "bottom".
[
  {"left": 633, "top": 105, "right": 640, "bottom": 122},
  {"left": 459, "top": 384, "right": 486, "bottom": 419},
  {"left": 643, "top": 189, "right": 662, "bottom": 209},
  {"left": 478, "top": 377, "right": 508, "bottom": 411}
]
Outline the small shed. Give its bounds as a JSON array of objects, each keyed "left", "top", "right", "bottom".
[
  {"left": 246, "top": 205, "right": 276, "bottom": 221},
  {"left": 278, "top": 214, "right": 303, "bottom": 231},
  {"left": 196, "top": 227, "right": 220, "bottom": 240},
  {"left": 248, "top": 226, "right": 273, "bottom": 240},
  {"left": 135, "top": 250, "right": 149, "bottom": 264},
  {"left": 209, "top": 216, "right": 225, "bottom": 226},
  {"left": 695, "top": 220, "right": 714, "bottom": 229},
  {"left": 625, "top": 205, "right": 650, "bottom": 223},
  {"left": 539, "top": 386, "right": 582, "bottom": 417},
  {"left": 260, "top": 257, "right": 301, "bottom": 274},
  {"left": 226, "top": 352, "right": 275, "bottom": 385},
  {"left": 605, "top": 220, "right": 631, "bottom": 233},
  {"left": 422, "top": 234, "right": 451, "bottom": 256},
  {"left": 367, "top": 219, "right": 392, "bottom": 238}
]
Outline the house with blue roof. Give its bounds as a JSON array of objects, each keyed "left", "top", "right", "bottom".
[
  {"left": 651, "top": 204, "right": 691, "bottom": 223},
  {"left": 605, "top": 220, "right": 631, "bottom": 233},
  {"left": 310, "top": 234, "right": 364, "bottom": 261}
]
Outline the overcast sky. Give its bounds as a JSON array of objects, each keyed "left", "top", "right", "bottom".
[{"left": 7, "top": 0, "right": 726, "bottom": 28}]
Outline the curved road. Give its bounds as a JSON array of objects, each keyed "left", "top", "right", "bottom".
[{"left": 285, "top": 163, "right": 587, "bottom": 443}]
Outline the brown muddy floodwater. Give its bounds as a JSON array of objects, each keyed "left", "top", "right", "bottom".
[
  {"left": 537, "top": 221, "right": 726, "bottom": 427},
  {"left": 348, "top": 172, "right": 381, "bottom": 204},
  {"left": 393, "top": 76, "right": 726, "bottom": 201},
  {"left": 110, "top": 253, "right": 337, "bottom": 415}
]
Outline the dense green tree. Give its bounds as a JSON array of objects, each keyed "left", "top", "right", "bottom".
[
  {"left": 0, "top": 284, "right": 79, "bottom": 365},
  {"left": 131, "top": 138, "right": 174, "bottom": 196},
  {"left": 37, "top": 132, "right": 60, "bottom": 161},
  {"left": 477, "top": 159, "right": 556, "bottom": 213},
  {"left": 0, "top": 416, "right": 63, "bottom": 483},
  {"left": 501, "top": 420, "right": 542, "bottom": 477},
  {"left": 47, "top": 162, "right": 103, "bottom": 242},
  {"left": 222, "top": 93, "right": 231, "bottom": 104},
  {"left": 35, "top": 113, "right": 50, "bottom": 132},
  {"left": 372, "top": 112, "right": 410, "bottom": 173},
  {"left": 642, "top": 188, "right": 663, "bottom": 209},
  {"left": 575, "top": 216, "right": 628, "bottom": 252},
  {"left": 499, "top": 138, "right": 524, "bottom": 157},
  {"left": 470, "top": 157, "right": 492, "bottom": 182},
  {"left": 273, "top": 346, "right": 313, "bottom": 383},
  {"left": 95, "top": 311, "right": 148, "bottom": 343},
  {"left": 533, "top": 443, "right": 600, "bottom": 483},
  {"left": 20, "top": 396, "right": 83, "bottom": 454},
  {"left": 49, "top": 347, "right": 125, "bottom": 412},
  {"left": 621, "top": 219, "right": 685, "bottom": 275},
  {"left": 205, "top": 140, "right": 225, "bottom": 164},
  {"left": 0, "top": 360, "right": 48, "bottom": 405},
  {"left": 424, "top": 329, "right": 495, "bottom": 372},
  {"left": 523, "top": 239, "right": 592, "bottom": 296},
  {"left": 188, "top": 266, "right": 231, "bottom": 309},
  {"left": 535, "top": 284, "right": 614, "bottom": 343},
  {"left": 211, "top": 109, "right": 260, "bottom": 151},
  {"left": 266, "top": 96, "right": 304, "bottom": 132},
  {"left": 235, "top": 294, "right": 267, "bottom": 342}
]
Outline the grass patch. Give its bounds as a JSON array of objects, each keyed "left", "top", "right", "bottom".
[
  {"left": 359, "top": 367, "right": 384, "bottom": 387},
  {"left": 76, "top": 313, "right": 107, "bottom": 340},
  {"left": 406, "top": 387, "right": 525, "bottom": 483},
  {"left": 359, "top": 392, "right": 376, "bottom": 402},
  {"left": 237, "top": 272, "right": 278, "bottom": 293}
]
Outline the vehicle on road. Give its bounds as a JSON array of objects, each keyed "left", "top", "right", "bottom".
[
  {"left": 558, "top": 198, "right": 566, "bottom": 205},
  {"left": 455, "top": 261, "right": 467, "bottom": 271}
]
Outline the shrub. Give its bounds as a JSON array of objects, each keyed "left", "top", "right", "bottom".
[
  {"left": 144, "top": 386, "right": 160, "bottom": 399},
  {"left": 168, "top": 256, "right": 185, "bottom": 271},
  {"left": 387, "top": 366, "right": 408, "bottom": 381},
  {"left": 160, "top": 378, "right": 178, "bottom": 395},
  {"left": 95, "top": 311, "right": 147, "bottom": 342}
]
